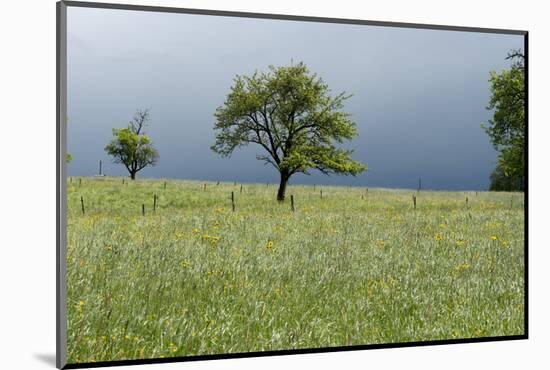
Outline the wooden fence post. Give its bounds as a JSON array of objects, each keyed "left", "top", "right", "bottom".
[
  {"left": 153, "top": 194, "right": 157, "bottom": 212},
  {"left": 231, "top": 191, "right": 235, "bottom": 212},
  {"left": 291, "top": 195, "right": 295, "bottom": 212},
  {"left": 412, "top": 194, "right": 417, "bottom": 210},
  {"left": 80, "top": 196, "right": 85, "bottom": 215},
  {"left": 240, "top": 185, "right": 243, "bottom": 194},
  {"left": 320, "top": 189, "right": 323, "bottom": 199},
  {"left": 142, "top": 204, "right": 145, "bottom": 216}
]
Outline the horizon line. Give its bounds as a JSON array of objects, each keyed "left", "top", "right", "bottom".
[{"left": 65, "top": 175, "right": 513, "bottom": 193}]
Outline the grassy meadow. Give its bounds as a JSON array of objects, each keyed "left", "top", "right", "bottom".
[{"left": 66, "top": 176, "right": 525, "bottom": 363}]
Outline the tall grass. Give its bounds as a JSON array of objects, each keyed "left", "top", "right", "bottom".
[{"left": 66, "top": 177, "right": 525, "bottom": 364}]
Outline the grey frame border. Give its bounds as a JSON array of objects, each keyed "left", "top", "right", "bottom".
[
  {"left": 57, "top": 1, "right": 68, "bottom": 368},
  {"left": 60, "top": 0, "right": 527, "bottom": 34},
  {"left": 56, "top": 1, "right": 528, "bottom": 369}
]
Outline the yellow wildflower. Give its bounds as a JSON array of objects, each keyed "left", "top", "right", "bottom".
[
  {"left": 455, "top": 263, "right": 470, "bottom": 272},
  {"left": 434, "top": 234, "right": 444, "bottom": 241}
]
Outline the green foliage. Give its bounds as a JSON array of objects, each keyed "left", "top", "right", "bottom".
[
  {"left": 212, "top": 62, "right": 366, "bottom": 199},
  {"left": 105, "top": 109, "right": 159, "bottom": 179},
  {"left": 489, "top": 163, "right": 524, "bottom": 191},
  {"left": 484, "top": 50, "right": 525, "bottom": 190},
  {"left": 66, "top": 177, "right": 524, "bottom": 363}
]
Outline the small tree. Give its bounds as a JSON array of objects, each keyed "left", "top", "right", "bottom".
[
  {"left": 66, "top": 118, "right": 72, "bottom": 164},
  {"left": 105, "top": 109, "right": 159, "bottom": 180},
  {"left": 212, "top": 62, "right": 367, "bottom": 201}
]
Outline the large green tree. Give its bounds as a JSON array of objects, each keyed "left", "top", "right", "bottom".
[
  {"left": 212, "top": 62, "right": 367, "bottom": 201},
  {"left": 105, "top": 109, "right": 159, "bottom": 180},
  {"left": 484, "top": 50, "right": 525, "bottom": 191}
]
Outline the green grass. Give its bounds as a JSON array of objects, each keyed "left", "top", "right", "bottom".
[{"left": 66, "top": 176, "right": 525, "bottom": 364}]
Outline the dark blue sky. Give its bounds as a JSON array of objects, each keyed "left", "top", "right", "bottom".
[{"left": 67, "top": 7, "right": 523, "bottom": 190}]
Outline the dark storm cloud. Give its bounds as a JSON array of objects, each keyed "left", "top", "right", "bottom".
[{"left": 67, "top": 7, "right": 523, "bottom": 190}]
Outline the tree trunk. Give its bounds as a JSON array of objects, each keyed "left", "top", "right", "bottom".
[
  {"left": 277, "top": 171, "right": 289, "bottom": 202},
  {"left": 130, "top": 172, "right": 136, "bottom": 180}
]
